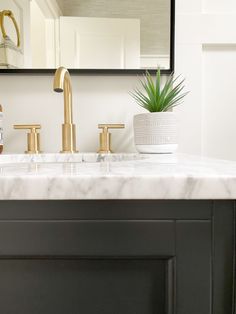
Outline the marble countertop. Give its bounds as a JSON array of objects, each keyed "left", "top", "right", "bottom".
[{"left": 0, "top": 153, "right": 236, "bottom": 200}]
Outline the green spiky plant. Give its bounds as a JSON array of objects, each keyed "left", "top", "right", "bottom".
[{"left": 131, "top": 68, "right": 188, "bottom": 112}]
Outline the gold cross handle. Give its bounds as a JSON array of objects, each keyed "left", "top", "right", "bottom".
[
  {"left": 98, "top": 124, "right": 125, "bottom": 154},
  {"left": 14, "top": 124, "right": 42, "bottom": 154}
]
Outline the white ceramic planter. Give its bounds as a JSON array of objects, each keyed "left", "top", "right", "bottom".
[{"left": 133, "top": 112, "right": 178, "bottom": 153}]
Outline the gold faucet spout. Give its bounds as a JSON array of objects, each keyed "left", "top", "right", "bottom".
[
  {"left": 53, "top": 67, "right": 77, "bottom": 153},
  {"left": 53, "top": 67, "right": 73, "bottom": 124}
]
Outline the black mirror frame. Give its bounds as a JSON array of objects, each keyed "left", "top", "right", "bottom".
[{"left": 0, "top": 0, "right": 175, "bottom": 75}]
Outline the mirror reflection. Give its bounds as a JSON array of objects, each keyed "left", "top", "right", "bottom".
[{"left": 0, "top": 0, "right": 171, "bottom": 70}]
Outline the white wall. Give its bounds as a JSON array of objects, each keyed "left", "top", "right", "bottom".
[
  {"left": 0, "top": 75, "right": 144, "bottom": 153},
  {"left": 0, "top": 0, "right": 236, "bottom": 159}
]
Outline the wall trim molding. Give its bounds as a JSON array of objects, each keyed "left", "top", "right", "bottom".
[{"left": 35, "top": 0, "right": 62, "bottom": 19}]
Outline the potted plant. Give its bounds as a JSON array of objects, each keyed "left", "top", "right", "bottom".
[{"left": 131, "top": 69, "right": 188, "bottom": 153}]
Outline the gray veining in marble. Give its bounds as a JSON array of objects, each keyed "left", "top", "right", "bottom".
[{"left": 0, "top": 153, "right": 236, "bottom": 200}]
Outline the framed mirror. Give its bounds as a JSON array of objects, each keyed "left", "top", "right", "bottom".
[{"left": 0, "top": 0, "right": 175, "bottom": 74}]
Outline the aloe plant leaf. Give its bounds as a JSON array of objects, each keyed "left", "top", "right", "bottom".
[
  {"left": 130, "top": 68, "right": 188, "bottom": 112},
  {"left": 130, "top": 90, "right": 154, "bottom": 111},
  {"left": 163, "top": 92, "right": 189, "bottom": 111}
]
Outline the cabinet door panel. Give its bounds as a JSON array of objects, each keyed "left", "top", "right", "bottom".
[{"left": 0, "top": 258, "right": 173, "bottom": 314}]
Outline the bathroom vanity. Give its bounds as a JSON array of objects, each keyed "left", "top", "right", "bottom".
[{"left": 0, "top": 153, "right": 235, "bottom": 314}]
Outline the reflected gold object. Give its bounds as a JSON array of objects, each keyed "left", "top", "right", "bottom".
[
  {"left": 53, "top": 67, "right": 77, "bottom": 153},
  {"left": 98, "top": 124, "right": 125, "bottom": 153},
  {"left": 14, "top": 124, "right": 41, "bottom": 154},
  {"left": 0, "top": 10, "right": 20, "bottom": 47}
]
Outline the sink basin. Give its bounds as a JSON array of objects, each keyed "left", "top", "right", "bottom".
[{"left": 0, "top": 153, "right": 146, "bottom": 164}]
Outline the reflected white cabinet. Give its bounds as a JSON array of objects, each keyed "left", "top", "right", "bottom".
[{"left": 59, "top": 17, "right": 140, "bottom": 69}]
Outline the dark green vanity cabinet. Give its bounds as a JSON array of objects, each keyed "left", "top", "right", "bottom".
[{"left": 0, "top": 200, "right": 234, "bottom": 314}]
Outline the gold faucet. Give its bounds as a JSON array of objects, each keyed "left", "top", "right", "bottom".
[{"left": 53, "top": 67, "right": 77, "bottom": 153}]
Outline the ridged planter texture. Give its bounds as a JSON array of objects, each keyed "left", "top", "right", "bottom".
[{"left": 133, "top": 112, "right": 178, "bottom": 153}]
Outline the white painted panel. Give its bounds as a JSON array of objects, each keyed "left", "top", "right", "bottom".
[
  {"left": 176, "top": 7, "right": 236, "bottom": 158},
  {"left": 202, "top": 45, "right": 236, "bottom": 160},
  {"left": 176, "top": 14, "right": 236, "bottom": 45},
  {"left": 30, "top": 0, "right": 57, "bottom": 68},
  {"left": 175, "top": 44, "right": 203, "bottom": 154},
  {"left": 77, "top": 34, "right": 125, "bottom": 69},
  {"left": 203, "top": 0, "right": 236, "bottom": 13},
  {"left": 201, "top": 15, "right": 236, "bottom": 44},
  {"left": 60, "top": 17, "right": 140, "bottom": 69},
  {"left": 30, "top": 1, "right": 47, "bottom": 68},
  {"left": 45, "top": 19, "right": 56, "bottom": 68},
  {"left": 175, "top": 14, "right": 202, "bottom": 44},
  {"left": 176, "top": 0, "right": 202, "bottom": 13}
]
